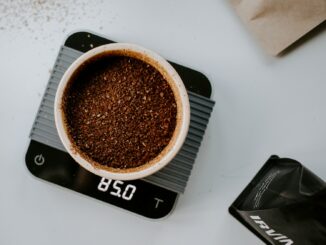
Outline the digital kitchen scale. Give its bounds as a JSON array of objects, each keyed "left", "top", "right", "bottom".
[{"left": 25, "top": 31, "right": 215, "bottom": 219}]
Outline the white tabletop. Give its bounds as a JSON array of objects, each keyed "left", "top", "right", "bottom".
[{"left": 1, "top": 1, "right": 326, "bottom": 244}]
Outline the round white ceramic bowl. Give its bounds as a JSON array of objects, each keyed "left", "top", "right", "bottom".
[{"left": 54, "top": 43, "right": 190, "bottom": 180}]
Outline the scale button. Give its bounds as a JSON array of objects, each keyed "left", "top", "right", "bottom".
[
  {"left": 154, "top": 198, "right": 164, "bottom": 209},
  {"left": 34, "top": 154, "right": 45, "bottom": 166}
]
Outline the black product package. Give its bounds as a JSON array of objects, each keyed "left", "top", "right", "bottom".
[{"left": 229, "top": 156, "right": 326, "bottom": 245}]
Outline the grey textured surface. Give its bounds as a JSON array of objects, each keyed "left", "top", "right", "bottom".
[{"left": 30, "top": 45, "right": 215, "bottom": 194}]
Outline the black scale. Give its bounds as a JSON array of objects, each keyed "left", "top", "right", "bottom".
[{"left": 25, "top": 32, "right": 214, "bottom": 219}]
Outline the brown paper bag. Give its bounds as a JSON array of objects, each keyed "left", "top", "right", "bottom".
[{"left": 230, "top": 0, "right": 326, "bottom": 55}]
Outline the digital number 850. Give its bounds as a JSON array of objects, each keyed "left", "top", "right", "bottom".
[{"left": 97, "top": 177, "right": 137, "bottom": 201}]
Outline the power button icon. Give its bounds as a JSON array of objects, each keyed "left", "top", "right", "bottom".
[{"left": 34, "top": 154, "right": 45, "bottom": 166}]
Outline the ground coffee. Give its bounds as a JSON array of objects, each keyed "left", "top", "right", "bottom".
[{"left": 62, "top": 55, "right": 177, "bottom": 169}]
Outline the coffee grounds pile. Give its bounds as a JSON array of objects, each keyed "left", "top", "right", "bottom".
[{"left": 63, "top": 55, "right": 177, "bottom": 169}]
